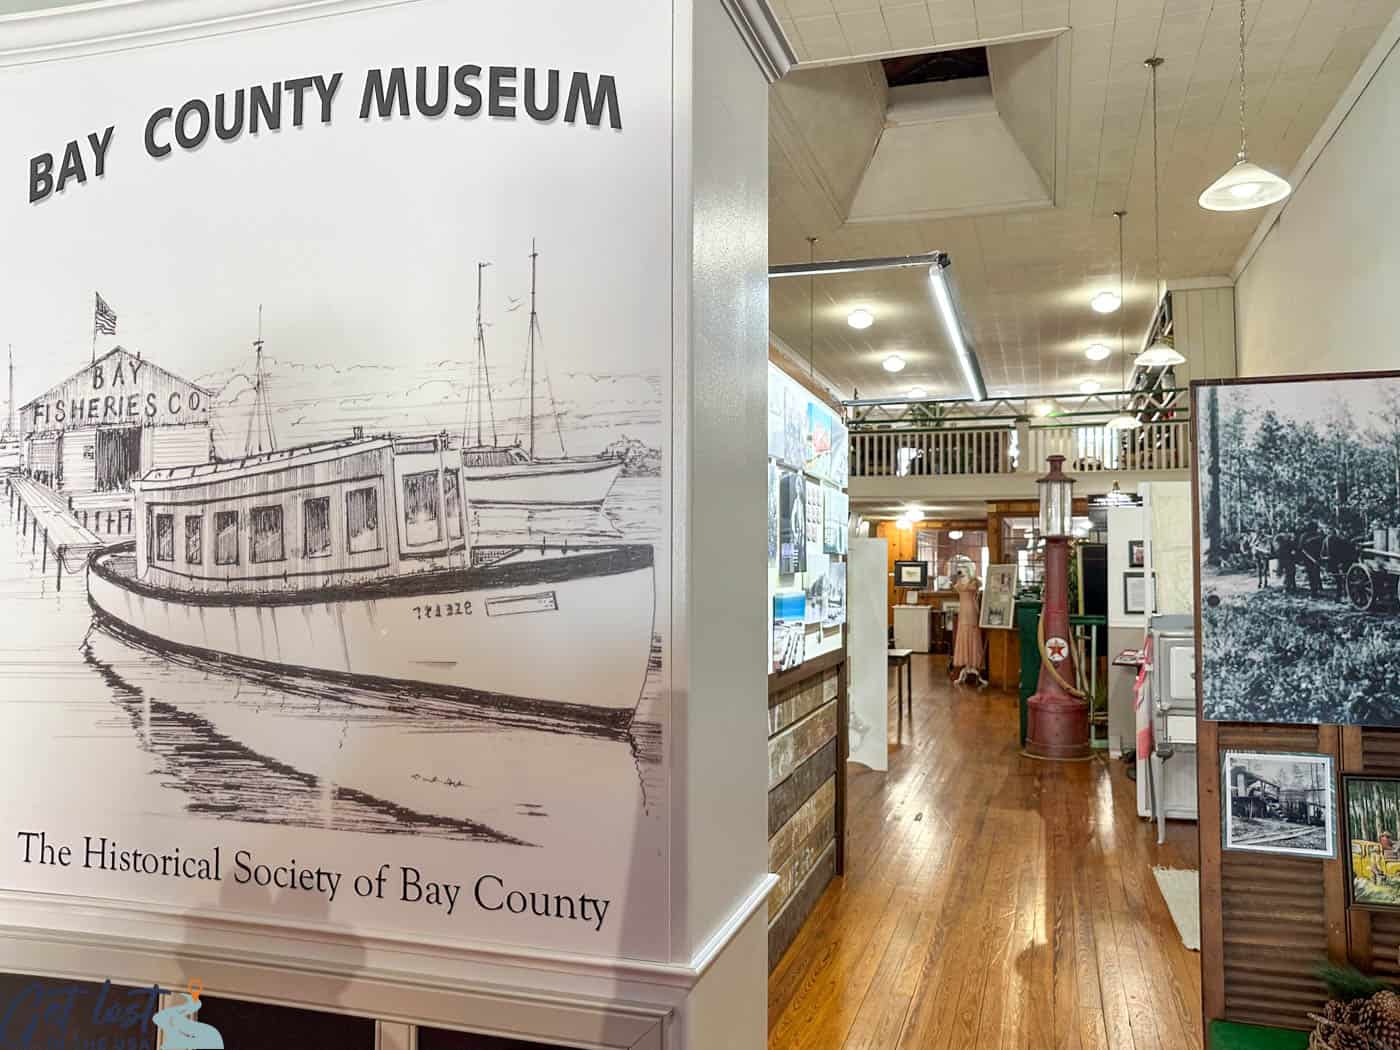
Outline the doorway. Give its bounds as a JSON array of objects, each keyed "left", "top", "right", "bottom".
[{"left": 95, "top": 426, "right": 142, "bottom": 491}]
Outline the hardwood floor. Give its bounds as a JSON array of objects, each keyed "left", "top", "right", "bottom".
[{"left": 768, "top": 654, "right": 1202, "bottom": 1050}]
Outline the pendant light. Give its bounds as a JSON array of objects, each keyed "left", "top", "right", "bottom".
[
  {"left": 1105, "top": 210, "right": 1141, "bottom": 431},
  {"left": 1136, "top": 57, "right": 1185, "bottom": 371},
  {"left": 1199, "top": 0, "right": 1291, "bottom": 211}
]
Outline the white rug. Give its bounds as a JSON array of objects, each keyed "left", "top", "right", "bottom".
[{"left": 1153, "top": 867, "right": 1201, "bottom": 952}]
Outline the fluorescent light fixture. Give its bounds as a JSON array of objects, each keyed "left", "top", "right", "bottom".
[
  {"left": 1090, "top": 291, "right": 1121, "bottom": 314},
  {"left": 948, "top": 529, "right": 963, "bottom": 540},
  {"left": 1134, "top": 340, "right": 1185, "bottom": 368},
  {"left": 1079, "top": 380, "right": 1101, "bottom": 394},
  {"left": 905, "top": 507, "right": 925, "bottom": 522},
  {"left": 847, "top": 307, "right": 875, "bottom": 330},
  {"left": 883, "top": 354, "right": 906, "bottom": 373},
  {"left": 928, "top": 262, "right": 987, "bottom": 402},
  {"left": 1085, "top": 343, "right": 1112, "bottom": 361},
  {"left": 907, "top": 386, "right": 928, "bottom": 399}
]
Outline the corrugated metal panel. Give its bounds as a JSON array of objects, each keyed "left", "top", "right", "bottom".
[
  {"left": 1221, "top": 852, "right": 1329, "bottom": 1029},
  {"left": 1216, "top": 723, "right": 1330, "bottom": 1030},
  {"left": 1362, "top": 730, "right": 1400, "bottom": 775},
  {"left": 148, "top": 424, "right": 211, "bottom": 470}
]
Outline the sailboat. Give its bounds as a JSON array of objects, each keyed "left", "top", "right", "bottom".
[
  {"left": 460, "top": 243, "right": 623, "bottom": 507},
  {"left": 0, "top": 346, "right": 21, "bottom": 473}
]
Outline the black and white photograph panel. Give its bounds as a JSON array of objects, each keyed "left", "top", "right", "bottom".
[
  {"left": 0, "top": 0, "right": 674, "bottom": 959},
  {"left": 1221, "top": 751, "right": 1336, "bottom": 859},
  {"left": 1196, "top": 373, "right": 1400, "bottom": 726}
]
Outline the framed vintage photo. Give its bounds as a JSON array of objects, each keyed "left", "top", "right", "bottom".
[
  {"left": 1343, "top": 776, "right": 1400, "bottom": 911},
  {"left": 979, "top": 563, "right": 1017, "bottom": 630},
  {"left": 1194, "top": 371, "right": 1400, "bottom": 726},
  {"left": 894, "top": 560, "right": 928, "bottom": 589},
  {"left": 1123, "top": 571, "right": 1155, "bottom": 615},
  {"left": 1221, "top": 750, "right": 1336, "bottom": 859},
  {"left": 1128, "top": 539, "right": 1146, "bottom": 568}
]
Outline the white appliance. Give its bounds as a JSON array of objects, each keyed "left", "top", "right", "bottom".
[{"left": 1136, "top": 613, "right": 1198, "bottom": 841}]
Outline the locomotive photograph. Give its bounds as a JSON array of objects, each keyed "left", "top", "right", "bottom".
[
  {"left": 1196, "top": 373, "right": 1400, "bottom": 726},
  {"left": 1222, "top": 751, "right": 1335, "bottom": 859}
]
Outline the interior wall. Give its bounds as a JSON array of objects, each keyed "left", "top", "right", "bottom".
[
  {"left": 675, "top": 0, "right": 771, "bottom": 1038},
  {"left": 1235, "top": 21, "right": 1400, "bottom": 377}
]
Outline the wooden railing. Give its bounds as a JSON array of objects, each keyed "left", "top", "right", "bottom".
[{"left": 849, "top": 418, "right": 1191, "bottom": 479}]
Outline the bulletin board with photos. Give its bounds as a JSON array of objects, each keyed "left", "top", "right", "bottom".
[{"left": 768, "top": 363, "right": 849, "bottom": 673}]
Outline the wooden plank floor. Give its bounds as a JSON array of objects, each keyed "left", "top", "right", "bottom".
[{"left": 768, "top": 654, "right": 1202, "bottom": 1050}]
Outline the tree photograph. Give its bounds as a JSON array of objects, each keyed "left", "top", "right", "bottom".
[{"left": 1197, "top": 374, "right": 1400, "bottom": 726}]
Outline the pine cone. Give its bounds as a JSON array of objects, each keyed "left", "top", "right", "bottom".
[{"left": 1374, "top": 990, "right": 1400, "bottom": 1021}]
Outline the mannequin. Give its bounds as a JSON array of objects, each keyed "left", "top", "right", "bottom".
[{"left": 951, "top": 562, "right": 987, "bottom": 686}]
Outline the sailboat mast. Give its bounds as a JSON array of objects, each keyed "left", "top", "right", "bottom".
[
  {"left": 475, "top": 263, "right": 485, "bottom": 448},
  {"left": 244, "top": 306, "right": 276, "bottom": 455},
  {"left": 528, "top": 240, "right": 538, "bottom": 461},
  {"left": 6, "top": 345, "right": 13, "bottom": 438}
]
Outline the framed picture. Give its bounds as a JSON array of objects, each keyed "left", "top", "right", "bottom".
[
  {"left": 980, "top": 563, "right": 1017, "bottom": 630},
  {"left": 1344, "top": 776, "right": 1400, "bottom": 910},
  {"left": 1123, "top": 571, "right": 1155, "bottom": 615},
  {"left": 1194, "top": 371, "right": 1400, "bottom": 726},
  {"left": 894, "top": 560, "right": 928, "bottom": 588},
  {"left": 1128, "top": 539, "right": 1146, "bottom": 568},
  {"left": 1221, "top": 750, "right": 1336, "bottom": 859}
]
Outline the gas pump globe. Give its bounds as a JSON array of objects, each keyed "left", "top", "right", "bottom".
[
  {"left": 1038, "top": 457, "right": 1074, "bottom": 539},
  {"left": 1025, "top": 455, "right": 1091, "bottom": 760}
]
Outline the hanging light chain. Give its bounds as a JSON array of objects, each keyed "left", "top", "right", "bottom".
[
  {"left": 1238, "top": 0, "right": 1249, "bottom": 160},
  {"left": 1147, "top": 57, "right": 1163, "bottom": 305},
  {"left": 1115, "top": 210, "right": 1126, "bottom": 400}
]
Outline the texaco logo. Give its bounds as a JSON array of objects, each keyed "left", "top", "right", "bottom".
[{"left": 1045, "top": 636, "right": 1070, "bottom": 662}]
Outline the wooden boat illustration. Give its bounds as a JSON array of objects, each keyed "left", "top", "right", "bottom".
[
  {"left": 85, "top": 430, "right": 655, "bottom": 727},
  {"left": 461, "top": 244, "right": 623, "bottom": 506}
]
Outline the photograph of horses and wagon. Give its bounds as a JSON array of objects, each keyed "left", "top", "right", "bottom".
[
  {"left": 1345, "top": 777, "right": 1400, "bottom": 910},
  {"left": 1196, "top": 372, "right": 1400, "bottom": 726},
  {"left": 1222, "top": 751, "right": 1336, "bottom": 859}
]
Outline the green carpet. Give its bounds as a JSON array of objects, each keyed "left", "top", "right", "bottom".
[{"left": 1209, "top": 1019, "right": 1310, "bottom": 1050}]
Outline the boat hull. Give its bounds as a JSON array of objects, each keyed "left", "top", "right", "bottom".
[
  {"left": 87, "top": 544, "right": 654, "bottom": 724},
  {"left": 464, "top": 456, "right": 623, "bottom": 506}
]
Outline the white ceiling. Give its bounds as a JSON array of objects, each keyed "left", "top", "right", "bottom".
[{"left": 769, "top": 0, "right": 1399, "bottom": 401}]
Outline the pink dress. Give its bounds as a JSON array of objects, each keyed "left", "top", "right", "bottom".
[{"left": 953, "top": 576, "right": 985, "bottom": 671}]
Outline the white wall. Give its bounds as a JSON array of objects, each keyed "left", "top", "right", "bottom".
[
  {"left": 1236, "top": 19, "right": 1400, "bottom": 376},
  {"left": 673, "top": 1, "right": 772, "bottom": 1041}
]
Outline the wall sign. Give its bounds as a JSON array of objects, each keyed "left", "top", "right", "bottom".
[{"left": 0, "top": 0, "right": 672, "bottom": 962}]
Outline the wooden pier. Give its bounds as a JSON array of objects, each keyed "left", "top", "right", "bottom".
[{"left": 5, "top": 475, "right": 106, "bottom": 591}]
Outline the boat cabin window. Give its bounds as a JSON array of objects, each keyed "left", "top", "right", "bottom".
[
  {"left": 251, "top": 506, "right": 285, "bottom": 563},
  {"left": 214, "top": 510, "right": 240, "bottom": 566},
  {"left": 154, "top": 513, "right": 174, "bottom": 563},
  {"left": 303, "top": 497, "right": 331, "bottom": 558},
  {"left": 185, "top": 515, "right": 203, "bottom": 565},
  {"left": 346, "top": 487, "right": 380, "bottom": 554},
  {"left": 444, "top": 468, "right": 464, "bottom": 541},
  {"left": 403, "top": 470, "right": 442, "bottom": 546}
]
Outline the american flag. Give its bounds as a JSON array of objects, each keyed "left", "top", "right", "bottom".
[{"left": 93, "top": 293, "right": 117, "bottom": 336}]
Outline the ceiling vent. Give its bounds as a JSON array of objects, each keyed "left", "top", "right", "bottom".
[{"left": 881, "top": 47, "right": 989, "bottom": 88}]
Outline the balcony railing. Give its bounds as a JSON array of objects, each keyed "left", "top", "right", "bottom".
[{"left": 847, "top": 390, "right": 1191, "bottom": 480}]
